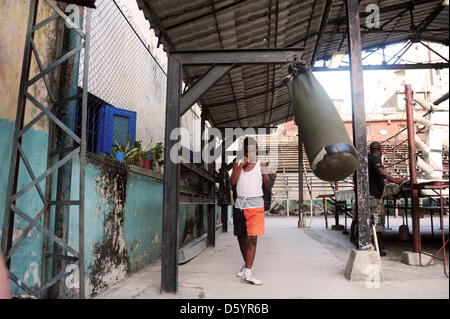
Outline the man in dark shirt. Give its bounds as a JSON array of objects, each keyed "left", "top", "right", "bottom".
[
  {"left": 368, "top": 142, "right": 406, "bottom": 256},
  {"left": 351, "top": 142, "right": 406, "bottom": 253}
]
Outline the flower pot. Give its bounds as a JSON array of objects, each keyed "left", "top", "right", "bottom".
[
  {"left": 114, "top": 151, "right": 125, "bottom": 162},
  {"left": 144, "top": 159, "right": 151, "bottom": 169},
  {"left": 139, "top": 156, "right": 145, "bottom": 168}
]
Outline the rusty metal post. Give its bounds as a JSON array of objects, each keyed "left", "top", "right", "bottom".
[
  {"left": 346, "top": 0, "right": 371, "bottom": 250},
  {"left": 298, "top": 129, "right": 305, "bottom": 227},
  {"left": 405, "top": 84, "right": 421, "bottom": 253},
  {"left": 439, "top": 187, "right": 447, "bottom": 277}
]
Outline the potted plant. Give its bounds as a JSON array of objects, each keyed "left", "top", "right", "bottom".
[
  {"left": 143, "top": 150, "right": 151, "bottom": 169},
  {"left": 149, "top": 142, "right": 164, "bottom": 170},
  {"left": 110, "top": 142, "right": 125, "bottom": 162},
  {"left": 132, "top": 140, "right": 146, "bottom": 167},
  {"left": 108, "top": 138, "right": 141, "bottom": 164}
]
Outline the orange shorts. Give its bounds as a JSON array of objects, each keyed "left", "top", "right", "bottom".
[{"left": 243, "top": 207, "right": 265, "bottom": 236}]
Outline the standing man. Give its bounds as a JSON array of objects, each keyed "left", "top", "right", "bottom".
[
  {"left": 368, "top": 141, "right": 406, "bottom": 256},
  {"left": 230, "top": 137, "right": 276, "bottom": 285}
]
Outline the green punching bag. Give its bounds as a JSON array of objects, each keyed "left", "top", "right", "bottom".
[{"left": 284, "top": 65, "right": 357, "bottom": 182}]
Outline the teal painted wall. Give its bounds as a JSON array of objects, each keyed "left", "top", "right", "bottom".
[
  {"left": 124, "top": 171, "right": 164, "bottom": 273},
  {"left": 0, "top": 120, "right": 225, "bottom": 297},
  {"left": 0, "top": 118, "right": 14, "bottom": 233},
  {"left": 0, "top": 118, "right": 49, "bottom": 294}
]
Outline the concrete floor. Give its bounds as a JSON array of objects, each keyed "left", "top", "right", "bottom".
[{"left": 94, "top": 215, "right": 449, "bottom": 299}]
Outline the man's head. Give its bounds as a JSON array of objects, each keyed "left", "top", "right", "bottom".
[
  {"left": 243, "top": 137, "right": 258, "bottom": 162},
  {"left": 370, "top": 141, "right": 382, "bottom": 156}
]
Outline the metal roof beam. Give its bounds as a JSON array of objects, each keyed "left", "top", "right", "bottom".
[
  {"left": 171, "top": 48, "right": 303, "bottom": 65},
  {"left": 418, "top": 41, "right": 449, "bottom": 63},
  {"left": 412, "top": 3, "right": 445, "bottom": 41},
  {"left": 180, "top": 64, "right": 234, "bottom": 115},
  {"left": 328, "top": 0, "right": 433, "bottom": 26},
  {"left": 311, "top": 0, "right": 334, "bottom": 66},
  {"left": 165, "top": 0, "right": 246, "bottom": 31},
  {"left": 266, "top": 0, "right": 280, "bottom": 126},
  {"left": 312, "top": 62, "right": 449, "bottom": 71}
]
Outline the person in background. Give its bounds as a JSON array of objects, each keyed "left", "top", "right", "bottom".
[
  {"left": 230, "top": 137, "right": 276, "bottom": 285},
  {"left": 368, "top": 141, "right": 406, "bottom": 255},
  {"left": 0, "top": 253, "right": 11, "bottom": 299}
]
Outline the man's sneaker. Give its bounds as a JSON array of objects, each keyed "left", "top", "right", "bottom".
[
  {"left": 236, "top": 266, "right": 246, "bottom": 277},
  {"left": 241, "top": 273, "right": 263, "bottom": 285}
]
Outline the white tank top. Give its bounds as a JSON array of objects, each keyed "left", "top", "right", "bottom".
[{"left": 236, "top": 160, "right": 263, "bottom": 198}]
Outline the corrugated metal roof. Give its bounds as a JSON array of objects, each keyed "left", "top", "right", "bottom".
[{"left": 136, "top": 0, "right": 449, "bottom": 128}]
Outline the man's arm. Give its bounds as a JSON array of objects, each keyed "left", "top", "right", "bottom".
[
  {"left": 230, "top": 156, "right": 248, "bottom": 185},
  {"left": 377, "top": 167, "right": 407, "bottom": 185},
  {"left": 261, "top": 162, "right": 277, "bottom": 189}
]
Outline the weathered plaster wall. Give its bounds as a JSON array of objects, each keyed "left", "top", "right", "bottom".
[
  {"left": 3, "top": 150, "right": 221, "bottom": 297},
  {"left": 0, "top": 0, "right": 60, "bottom": 132},
  {"left": 0, "top": 0, "right": 29, "bottom": 122},
  {"left": 0, "top": 0, "right": 60, "bottom": 295},
  {"left": 0, "top": 118, "right": 49, "bottom": 294},
  {"left": 65, "top": 155, "right": 218, "bottom": 298}
]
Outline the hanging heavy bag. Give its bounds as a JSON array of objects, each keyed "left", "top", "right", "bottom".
[{"left": 284, "top": 63, "right": 357, "bottom": 182}]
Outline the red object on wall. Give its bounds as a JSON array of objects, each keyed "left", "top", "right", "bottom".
[{"left": 144, "top": 160, "right": 151, "bottom": 169}]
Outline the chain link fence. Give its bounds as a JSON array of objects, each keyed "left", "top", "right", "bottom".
[{"left": 78, "top": 0, "right": 167, "bottom": 156}]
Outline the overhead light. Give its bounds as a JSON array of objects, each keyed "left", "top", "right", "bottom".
[
  {"left": 442, "top": 0, "right": 449, "bottom": 6},
  {"left": 328, "top": 51, "right": 345, "bottom": 69}
]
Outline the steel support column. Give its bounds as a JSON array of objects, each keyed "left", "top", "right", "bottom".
[
  {"left": 1, "top": 0, "right": 39, "bottom": 269},
  {"left": 405, "top": 84, "right": 421, "bottom": 253},
  {"left": 1, "top": 0, "right": 91, "bottom": 298},
  {"left": 298, "top": 128, "right": 305, "bottom": 228},
  {"left": 221, "top": 138, "right": 228, "bottom": 232},
  {"left": 50, "top": 4, "right": 83, "bottom": 299},
  {"left": 207, "top": 125, "right": 216, "bottom": 247},
  {"left": 346, "top": 0, "right": 371, "bottom": 250},
  {"left": 161, "top": 54, "right": 181, "bottom": 294}
]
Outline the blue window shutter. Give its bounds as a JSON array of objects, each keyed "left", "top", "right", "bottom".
[{"left": 97, "top": 105, "right": 137, "bottom": 154}]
